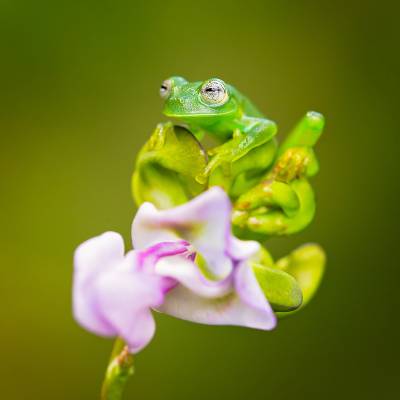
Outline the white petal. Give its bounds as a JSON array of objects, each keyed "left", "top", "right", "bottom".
[
  {"left": 74, "top": 231, "right": 125, "bottom": 285},
  {"left": 159, "top": 262, "right": 276, "bottom": 330},
  {"left": 228, "top": 237, "right": 261, "bottom": 261},
  {"left": 234, "top": 262, "right": 277, "bottom": 330},
  {"left": 132, "top": 202, "right": 180, "bottom": 247},
  {"left": 132, "top": 187, "right": 233, "bottom": 279},
  {"left": 155, "top": 255, "right": 231, "bottom": 298},
  {"left": 95, "top": 265, "right": 165, "bottom": 353},
  {"left": 73, "top": 232, "right": 125, "bottom": 336}
]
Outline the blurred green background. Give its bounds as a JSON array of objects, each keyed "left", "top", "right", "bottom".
[{"left": 1, "top": 0, "right": 398, "bottom": 399}]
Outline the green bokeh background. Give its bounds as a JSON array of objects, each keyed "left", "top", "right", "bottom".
[{"left": 1, "top": 1, "right": 398, "bottom": 399}]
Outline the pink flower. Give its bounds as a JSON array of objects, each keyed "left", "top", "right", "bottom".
[{"left": 73, "top": 188, "right": 276, "bottom": 353}]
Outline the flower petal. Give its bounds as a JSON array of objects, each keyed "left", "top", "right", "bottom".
[
  {"left": 228, "top": 236, "right": 261, "bottom": 262},
  {"left": 74, "top": 231, "right": 125, "bottom": 285},
  {"left": 136, "top": 240, "right": 189, "bottom": 272},
  {"left": 159, "top": 261, "right": 276, "bottom": 330},
  {"left": 73, "top": 232, "right": 168, "bottom": 353},
  {"left": 73, "top": 232, "right": 125, "bottom": 336},
  {"left": 95, "top": 263, "right": 165, "bottom": 353},
  {"left": 234, "top": 262, "right": 277, "bottom": 330},
  {"left": 155, "top": 255, "right": 231, "bottom": 298},
  {"left": 132, "top": 187, "right": 234, "bottom": 279}
]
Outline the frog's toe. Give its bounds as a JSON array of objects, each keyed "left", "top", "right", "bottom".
[
  {"left": 195, "top": 171, "right": 208, "bottom": 185},
  {"left": 203, "top": 157, "right": 222, "bottom": 176}
]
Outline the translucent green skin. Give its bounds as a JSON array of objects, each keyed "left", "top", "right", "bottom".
[{"left": 162, "top": 76, "right": 278, "bottom": 182}]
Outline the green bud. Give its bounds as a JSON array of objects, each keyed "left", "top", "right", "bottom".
[
  {"left": 252, "top": 262, "right": 303, "bottom": 312},
  {"left": 275, "top": 243, "right": 326, "bottom": 317},
  {"left": 235, "top": 179, "right": 300, "bottom": 217},
  {"left": 277, "top": 111, "right": 324, "bottom": 180},
  {"left": 233, "top": 178, "right": 316, "bottom": 239},
  {"left": 278, "top": 111, "right": 325, "bottom": 156},
  {"left": 231, "top": 111, "right": 324, "bottom": 240}
]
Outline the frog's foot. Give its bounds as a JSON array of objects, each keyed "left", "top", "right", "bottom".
[
  {"left": 146, "top": 122, "right": 173, "bottom": 151},
  {"left": 196, "top": 158, "right": 231, "bottom": 184},
  {"left": 196, "top": 143, "right": 240, "bottom": 183},
  {"left": 273, "top": 147, "right": 314, "bottom": 183},
  {"left": 198, "top": 119, "right": 277, "bottom": 183}
]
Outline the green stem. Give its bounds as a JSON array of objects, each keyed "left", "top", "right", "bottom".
[{"left": 101, "top": 338, "right": 134, "bottom": 400}]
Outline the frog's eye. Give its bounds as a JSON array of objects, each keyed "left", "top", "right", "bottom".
[
  {"left": 200, "top": 79, "right": 228, "bottom": 105},
  {"left": 160, "top": 79, "right": 172, "bottom": 99}
]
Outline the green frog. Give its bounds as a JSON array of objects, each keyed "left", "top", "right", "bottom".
[
  {"left": 158, "top": 76, "right": 325, "bottom": 237},
  {"left": 160, "top": 76, "right": 278, "bottom": 186}
]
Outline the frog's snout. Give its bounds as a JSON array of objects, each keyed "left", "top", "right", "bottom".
[{"left": 163, "top": 96, "right": 193, "bottom": 116}]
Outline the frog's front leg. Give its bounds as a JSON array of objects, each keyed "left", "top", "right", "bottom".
[{"left": 199, "top": 117, "right": 277, "bottom": 181}]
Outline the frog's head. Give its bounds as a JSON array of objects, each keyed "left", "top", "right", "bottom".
[{"left": 160, "top": 76, "right": 239, "bottom": 123}]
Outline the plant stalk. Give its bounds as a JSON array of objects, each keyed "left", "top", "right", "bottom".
[{"left": 101, "top": 338, "right": 134, "bottom": 400}]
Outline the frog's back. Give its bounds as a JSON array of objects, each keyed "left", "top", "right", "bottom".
[{"left": 228, "top": 84, "right": 265, "bottom": 119}]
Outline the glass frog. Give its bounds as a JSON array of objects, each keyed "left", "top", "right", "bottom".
[
  {"left": 160, "top": 76, "right": 278, "bottom": 190},
  {"left": 135, "top": 76, "right": 325, "bottom": 239},
  {"left": 159, "top": 77, "right": 323, "bottom": 199}
]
